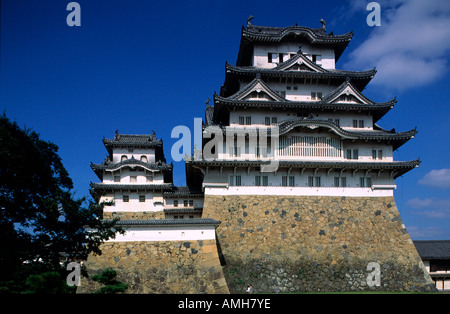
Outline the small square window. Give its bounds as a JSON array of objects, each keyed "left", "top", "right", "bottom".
[
  {"left": 123, "top": 195, "right": 129, "bottom": 203},
  {"left": 139, "top": 195, "right": 145, "bottom": 202},
  {"left": 173, "top": 200, "right": 178, "bottom": 207}
]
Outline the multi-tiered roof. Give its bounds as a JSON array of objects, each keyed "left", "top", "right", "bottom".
[
  {"left": 90, "top": 132, "right": 174, "bottom": 201},
  {"left": 188, "top": 18, "right": 419, "bottom": 191}
]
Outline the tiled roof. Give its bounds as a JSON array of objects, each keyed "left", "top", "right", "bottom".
[
  {"left": 186, "top": 158, "right": 420, "bottom": 171},
  {"left": 243, "top": 24, "right": 353, "bottom": 43},
  {"left": 163, "top": 208, "right": 203, "bottom": 215},
  {"left": 414, "top": 240, "right": 450, "bottom": 260},
  {"left": 238, "top": 24, "right": 353, "bottom": 65},
  {"left": 278, "top": 118, "right": 416, "bottom": 140},
  {"left": 223, "top": 62, "right": 376, "bottom": 96},
  {"left": 213, "top": 94, "right": 395, "bottom": 123},
  {"left": 225, "top": 77, "right": 286, "bottom": 102},
  {"left": 186, "top": 158, "right": 419, "bottom": 179},
  {"left": 90, "top": 157, "right": 173, "bottom": 180},
  {"left": 103, "top": 132, "right": 162, "bottom": 148},
  {"left": 163, "top": 186, "right": 204, "bottom": 198}
]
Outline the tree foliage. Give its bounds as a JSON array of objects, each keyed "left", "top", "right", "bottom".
[
  {"left": 0, "top": 113, "right": 123, "bottom": 292},
  {"left": 91, "top": 268, "right": 128, "bottom": 294}
]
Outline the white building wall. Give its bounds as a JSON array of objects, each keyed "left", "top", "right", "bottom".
[
  {"left": 229, "top": 111, "right": 375, "bottom": 130},
  {"left": 252, "top": 43, "right": 335, "bottom": 69},
  {"left": 108, "top": 225, "right": 217, "bottom": 242},
  {"left": 101, "top": 191, "right": 164, "bottom": 213},
  {"left": 204, "top": 186, "right": 395, "bottom": 197},
  {"left": 164, "top": 198, "right": 204, "bottom": 209},
  {"left": 102, "top": 169, "right": 165, "bottom": 184},
  {"left": 112, "top": 147, "right": 156, "bottom": 163},
  {"left": 264, "top": 82, "right": 336, "bottom": 102},
  {"left": 203, "top": 168, "right": 395, "bottom": 192}
]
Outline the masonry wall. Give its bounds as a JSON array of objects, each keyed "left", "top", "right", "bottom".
[
  {"left": 77, "top": 239, "right": 229, "bottom": 294},
  {"left": 202, "top": 194, "right": 435, "bottom": 293}
]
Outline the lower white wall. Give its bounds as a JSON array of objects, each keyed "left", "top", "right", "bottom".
[
  {"left": 204, "top": 185, "right": 395, "bottom": 197},
  {"left": 108, "top": 225, "right": 217, "bottom": 242}
]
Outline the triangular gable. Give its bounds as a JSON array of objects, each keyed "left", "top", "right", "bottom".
[
  {"left": 321, "top": 80, "right": 375, "bottom": 105},
  {"left": 274, "top": 53, "right": 325, "bottom": 73},
  {"left": 228, "top": 77, "right": 286, "bottom": 102}
]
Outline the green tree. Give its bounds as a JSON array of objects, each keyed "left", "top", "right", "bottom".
[
  {"left": 91, "top": 268, "right": 128, "bottom": 294},
  {"left": 0, "top": 113, "right": 123, "bottom": 293}
]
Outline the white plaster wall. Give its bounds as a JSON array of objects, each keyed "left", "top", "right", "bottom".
[
  {"left": 266, "top": 82, "right": 336, "bottom": 102},
  {"left": 344, "top": 142, "right": 393, "bottom": 162},
  {"left": 102, "top": 169, "right": 165, "bottom": 184},
  {"left": 101, "top": 191, "right": 165, "bottom": 213},
  {"left": 108, "top": 225, "right": 217, "bottom": 242},
  {"left": 204, "top": 186, "right": 395, "bottom": 197},
  {"left": 203, "top": 168, "right": 395, "bottom": 190},
  {"left": 314, "top": 112, "right": 374, "bottom": 131},
  {"left": 112, "top": 147, "right": 156, "bottom": 163},
  {"left": 253, "top": 43, "right": 335, "bottom": 69},
  {"left": 164, "top": 197, "right": 204, "bottom": 209},
  {"left": 229, "top": 111, "right": 375, "bottom": 131},
  {"left": 229, "top": 110, "right": 293, "bottom": 126}
]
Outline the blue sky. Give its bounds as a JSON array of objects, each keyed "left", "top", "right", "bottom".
[{"left": 1, "top": 0, "right": 449, "bottom": 240}]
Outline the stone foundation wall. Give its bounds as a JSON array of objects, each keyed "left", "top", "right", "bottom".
[
  {"left": 77, "top": 239, "right": 229, "bottom": 294},
  {"left": 202, "top": 194, "right": 435, "bottom": 293}
]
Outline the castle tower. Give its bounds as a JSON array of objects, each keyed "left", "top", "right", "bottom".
[
  {"left": 80, "top": 131, "right": 229, "bottom": 293},
  {"left": 90, "top": 131, "right": 173, "bottom": 220},
  {"left": 186, "top": 19, "right": 435, "bottom": 293}
]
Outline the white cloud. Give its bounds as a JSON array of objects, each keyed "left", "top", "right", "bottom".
[
  {"left": 407, "top": 197, "right": 450, "bottom": 218},
  {"left": 346, "top": 0, "right": 450, "bottom": 91},
  {"left": 418, "top": 169, "right": 450, "bottom": 189},
  {"left": 406, "top": 225, "right": 446, "bottom": 239}
]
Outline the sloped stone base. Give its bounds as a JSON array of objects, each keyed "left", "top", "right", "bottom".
[
  {"left": 202, "top": 194, "right": 435, "bottom": 293},
  {"left": 77, "top": 239, "right": 229, "bottom": 294}
]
